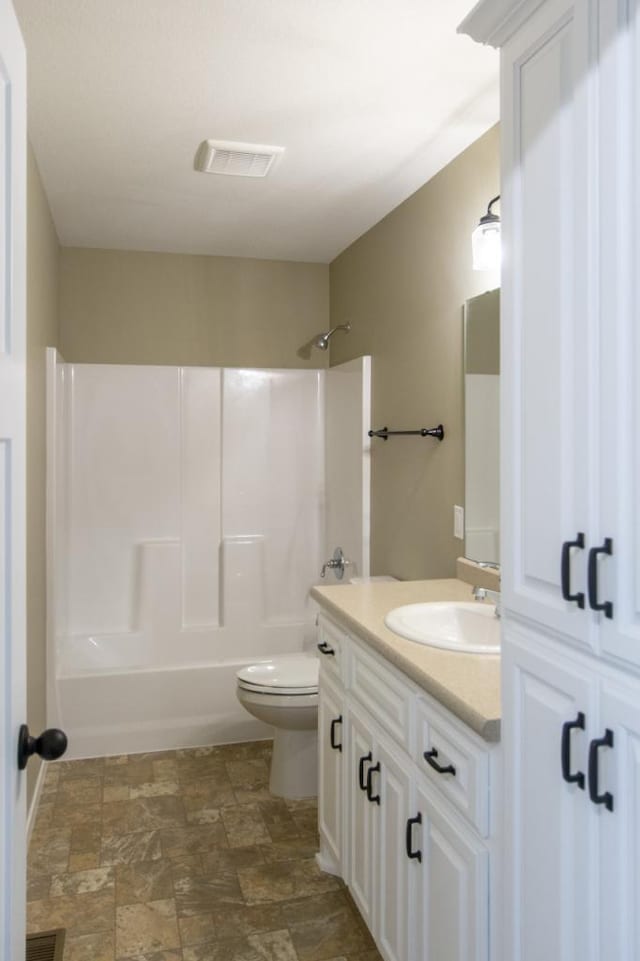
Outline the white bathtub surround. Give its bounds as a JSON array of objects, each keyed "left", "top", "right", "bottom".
[{"left": 46, "top": 351, "right": 371, "bottom": 758}]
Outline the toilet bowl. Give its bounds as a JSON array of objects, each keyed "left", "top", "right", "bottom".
[{"left": 236, "top": 654, "right": 319, "bottom": 799}]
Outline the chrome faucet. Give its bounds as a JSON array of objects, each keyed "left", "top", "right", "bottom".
[
  {"left": 472, "top": 585, "right": 502, "bottom": 619},
  {"left": 321, "top": 547, "right": 349, "bottom": 580}
]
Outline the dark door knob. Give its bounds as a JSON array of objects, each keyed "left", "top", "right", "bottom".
[{"left": 17, "top": 724, "right": 68, "bottom": 770}]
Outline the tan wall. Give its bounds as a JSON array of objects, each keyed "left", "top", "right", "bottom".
[
  {"left": 26, "top": 144, "right": 60, "bottom": 803},
  {"left": 330, "top": 125, "right": 500, "bottom": 580},
  {"left": 59, "top": 248, "right": 329, "bottom": 369}
]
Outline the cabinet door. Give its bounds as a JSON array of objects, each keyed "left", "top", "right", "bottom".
[
  {"left": 596, "top": 0, "right": 640, "bottom": 670},
  {"left": 375, "top": 739, "right": 413, "bottom": 961},
  {"left": 598, "top": 680, "right": 640, "bottom": 961},
  {"left": 318, "top": 672, "right": 345, "bottom": 875},
  {"left": 500, "top": 0, "right": 596, "bottom": 650},
  {"left": 415, "top": 783, "right": 489, "bottom": 961},
  {"left": 503, "top": 630, "right": 599, "bottom": 961},
  {"left": 346, "top": 704, "right": 377, "bottom": 929}
]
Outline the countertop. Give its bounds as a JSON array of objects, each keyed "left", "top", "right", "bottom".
[{"left": 310, "top": 578, "right": 501, "bottom": 742}]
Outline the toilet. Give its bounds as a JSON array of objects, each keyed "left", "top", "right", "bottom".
[{"left": 236, "top": 653, "right": 319, "bottom": 799}]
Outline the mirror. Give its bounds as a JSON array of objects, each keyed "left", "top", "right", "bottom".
[{"left": 463, "top": 288, "right": 500, "bottom": 564}]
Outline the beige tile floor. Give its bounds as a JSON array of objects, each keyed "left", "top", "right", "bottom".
[{"left": 27, "top": 741, "right": 382, "bottom": 961}]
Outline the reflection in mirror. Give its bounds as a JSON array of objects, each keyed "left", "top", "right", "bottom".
[{"left": 464, "top": 288, "right": 500, "bottom": 564}]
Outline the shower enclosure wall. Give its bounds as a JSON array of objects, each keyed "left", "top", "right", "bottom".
[{"left": 46, "top": 351, "right": 370, "bottom": 758}]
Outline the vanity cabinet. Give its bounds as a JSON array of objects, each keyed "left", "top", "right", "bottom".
[
  {"left": 459, "top": 1, "right": 640, "bottom": 958},
  {"left": 316, "top": 613, "right": 498, "bottom": 961},
  {"left": 318, "top": 669, "right": 345, "bottom": 876}
]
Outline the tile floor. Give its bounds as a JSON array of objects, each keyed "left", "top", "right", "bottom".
[{"left": 27, "top": 741, "right": 382, "bottom": 961}]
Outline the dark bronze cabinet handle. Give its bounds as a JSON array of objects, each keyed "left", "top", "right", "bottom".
[
  {"left": 358, "top": 751, "right": 372, "bottom": 791},
  {"left": 587, "top": 538, "right": 614, "bottom": 619},
  {"left": 366, "top": 762, "right": 381, "bottom": 804},
  {"left": 317, "top": 641, "right": 335, "bottom": 656},
  {"left": 423, "top": 748, "right": 456, "bottom": 776},
  {"left": 588, "top": 729, "right": 614, "bottom": 811},
  {"left": 561, "top": 533, "right": 585, "bottom": 608},
  {"left": 405, "top": 813, "right": 422, "bottom": 862},
  {"left": 330, "top": 716, "right": 343, "bottom": 752},
  {"left": 561, "top": 712, "right": 585, "bottom": 788}
]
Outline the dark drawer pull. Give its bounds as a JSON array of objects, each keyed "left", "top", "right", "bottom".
[
  {"left": 587, "top": 538, "right": 614, "bottom": 619},
  {"left": 561, "top": 533, "right": 585, "bottom": 608},
  {"left": 330, "top": 716, "right": 342, "bottom": 752},
  {"left": 561, "top": 712, "right": 585, "bottom": 788},
  {"left": 317, "top": 641, "right": 335, "bottom": 656},
  {"left": 588, "top": 729, "right": 614, "bottom": 811},
  {"left": 405, "top": 812, "right": 422, "bottom": 862},
  {"left": 423, "top": 748, "right": 456, "bottom": 776},
  {"left": 358, "top": 751, "right": 372, "bottom": 791},
  {"left": 366, "top": 761, "right": 381, "bottom": 804}
]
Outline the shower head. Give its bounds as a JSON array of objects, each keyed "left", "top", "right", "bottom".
[{"left": 312, "top": 322, "right": 352, "bottom": 351}]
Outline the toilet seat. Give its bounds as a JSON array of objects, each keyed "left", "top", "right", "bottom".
[{"left": 236, "top": 654, "right": 319, "bottom": 696}]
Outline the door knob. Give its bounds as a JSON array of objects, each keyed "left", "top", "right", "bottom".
[{"left": 17, "top": 724, "right": 68, "bottom": 770}]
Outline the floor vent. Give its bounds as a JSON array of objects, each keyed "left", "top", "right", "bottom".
[{"left": 26, "top": 929, "right": 66, "bottom": 961}]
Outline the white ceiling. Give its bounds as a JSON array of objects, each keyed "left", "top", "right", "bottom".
[{"left": 15, "top": 0, "right": 498, "bottom": 263}]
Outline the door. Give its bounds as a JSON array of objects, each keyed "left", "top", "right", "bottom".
[
  {"left": 502, "top": 629, "right": 598, "bottom": 961},
  {"left": 375, "top": 738, "right": 413, "bottom": 961},
  {"left": 318, "top": 671, "right": 344, "bottom": 874},
  {"left": 598, "top": 679, "right": 640, "bottom": 961},
  {"left": 500, "top": 0, "right": 597, "bottom": 650},
  {"left": 0, "top": 1, "right": 27, "bottom": 958},
  {"left": 347, "top": 704, "right": 377, "bottom": 929},
  {"left": 596, "top": 0, "right": 640, "bottom": 671},
  {"left": 415, "top": 782, "right": 489, "bottom": 961}
]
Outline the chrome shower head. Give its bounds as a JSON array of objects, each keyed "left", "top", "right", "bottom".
[{"left": 312, "top": 322, "right": 351, "bottom": 351}]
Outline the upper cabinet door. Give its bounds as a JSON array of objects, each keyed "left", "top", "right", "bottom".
[
  {"left": 500, "top": 0, "right": 597, "bottom": 650},
  {"left": 596, "top": 0, "right": 640, "bottom": 671}
]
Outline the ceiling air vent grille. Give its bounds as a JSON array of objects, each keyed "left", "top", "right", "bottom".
[{"left": 195, "top": 140, "right": 284, "bottom": 178}]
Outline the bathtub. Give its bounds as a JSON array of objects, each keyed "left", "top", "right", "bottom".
[{"left": 55, "top": 622, "right": 316, "bottom": 759}]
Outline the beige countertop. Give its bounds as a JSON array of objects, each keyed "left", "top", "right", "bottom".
[{"left": 311, "top": 578, "right": 501, "bottom": 742}]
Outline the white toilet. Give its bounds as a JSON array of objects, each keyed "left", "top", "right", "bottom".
[{"left": 236, "top": 653, "right": 319, "bottom": 799}]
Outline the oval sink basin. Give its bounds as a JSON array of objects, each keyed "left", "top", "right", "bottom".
[{"left": 384, "top": 602, "right": 500, "bottom": 654}]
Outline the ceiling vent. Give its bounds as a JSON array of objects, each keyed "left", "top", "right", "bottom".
[{"left": 194, "top": 140, "right": 284, "bottom": 178}]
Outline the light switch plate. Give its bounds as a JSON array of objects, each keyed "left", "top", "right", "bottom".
[{"left": 454, "top": 505, "right": 465, "bottom": 540}]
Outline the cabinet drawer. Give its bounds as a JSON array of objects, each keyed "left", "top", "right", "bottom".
[
  {"left": 317, "top": 615, "right": 345, "bottom": 683},
  {"left": 350, "top": 639, "right": 412, "bottom": 749},
  {"left": 415, "top": 697, "right": 489, "bottom": 836}
]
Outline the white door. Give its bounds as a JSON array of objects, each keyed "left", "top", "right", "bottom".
[
  {"left": 0, "top": 1, "right": 27, "bottom": 958},
  {"left": 596, "top": 0, "right": 640, "bottom": 671},
  {"left": 598, "top": 678, "right": 640, "bottom": 961},
  {"left": 502, "top": 629, "right": 598, "bottom": 961},
  {"left": 415, "top": 783, "right": 489, "bottom": 961},
  {"left": 500, "top": 0, "right": 597, "bottom": 650},
  {"left": 318, "top": 672, "right": 344, "bottom": 874},
  {"left": 375, "top": 738, "right": 413, "bottom": 961},
  {"left": 347, "top": 704, "right": 377, "bottom": 929}
]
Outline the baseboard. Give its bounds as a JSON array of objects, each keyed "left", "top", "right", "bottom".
[
  {"left": 315, "top": 848, "right": 341, "bottom": 878},
  {"left": 26, "top": 761, "right": 47, "bottom": 848}
]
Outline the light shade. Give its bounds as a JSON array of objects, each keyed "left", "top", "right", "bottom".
[{"left": 472, "top": 195, "right": 501, "bottom": 271}]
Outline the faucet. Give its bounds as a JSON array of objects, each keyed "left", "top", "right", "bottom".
[
  {"left": 472, "top": 585, "right": 501, "bottom": 619},
  {"left": 321, "top": 547, "right": 350, "bottom": 580}
]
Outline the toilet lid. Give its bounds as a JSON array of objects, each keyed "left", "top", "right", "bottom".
[{"left": 237, "top": 655, "right": 319, "bottom": 695}]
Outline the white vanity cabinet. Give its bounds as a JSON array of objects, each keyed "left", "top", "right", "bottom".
[
  {"left": 316, "top": 614, "right": 498, "bottom": 961},
  {"left": 459, "top": 1, "right": 640, "bottom": 959}
]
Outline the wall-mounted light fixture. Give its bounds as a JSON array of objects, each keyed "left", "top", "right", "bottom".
[{"left": 472, "top": 195, "right": 501, "bottom": 271}]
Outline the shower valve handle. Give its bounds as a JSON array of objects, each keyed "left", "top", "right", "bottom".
[{"left": 320, "top": 547, "right": 349, "bottom": 580}]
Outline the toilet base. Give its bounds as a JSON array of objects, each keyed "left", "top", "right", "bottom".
[{"left": 269, "top": 728, "right": 318, "bottom": 799}]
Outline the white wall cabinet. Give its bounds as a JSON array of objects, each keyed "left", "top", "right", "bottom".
[
  {"left": 460, "top": 1, "right": 640, "bottom": 959},
  {"left": 316, "top": 615, "right": 498, "bottom": 961}
]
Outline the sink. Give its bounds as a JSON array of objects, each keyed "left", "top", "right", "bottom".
[{"left": 384, "top": 602, "right": 500, "bottom": 654}]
